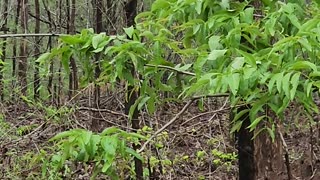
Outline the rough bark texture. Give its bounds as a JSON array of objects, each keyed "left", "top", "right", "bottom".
[{"left": 254, "top": 121, "right": 285, "bottom": 180}]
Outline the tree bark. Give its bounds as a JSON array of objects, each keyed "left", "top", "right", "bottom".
[
  {"left": 18, "top": 0, "right": 28, "bottom": 96},
  {"left": 12, "top": 0, "right": 22, "bottom": 101},
  {"left": 0, "top": 0, "right": 9, "bottom": 100},
  {"left": 34, "top": 0, "right": 40, "bottom": 100},
  {"left": 91, "top": 0, "right": 103, "bottom": 131},
  {"left": 233, "top": 1, "right": 285, "bottom": 180},
  {"left": 67, "top": 0, "right": 78, "bottom": 100},
  {"left": 124, "top": 1, "right": 143, "bottom": 179}
]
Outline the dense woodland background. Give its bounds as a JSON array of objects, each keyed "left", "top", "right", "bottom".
[{"left": 0, "top": 0, "right": 320, "bottom": 179}]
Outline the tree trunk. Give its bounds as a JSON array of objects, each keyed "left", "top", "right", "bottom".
[
  {"left": 124, "top": 1, "right": 143, "bottom": 179},
  {"left": 18, "top": 0, "right": 28, "bottom": 96},
  {"left": 234, "top": 1, "right": 286, "bottom": 180},
  {"left": 67, "top": 0, "right": 78, "bottom": 100},
  {"left": 34, "top": 0, "right": 40, "bottom": 100},
  {"left": 0, "top": 0, "right": 9, "bottom": 100},
  {"left": 91, "top": 0, "right": 103, "bottom": 131},
  {"left": 12, "top": 0, "right": 21, "bottom": 101}
]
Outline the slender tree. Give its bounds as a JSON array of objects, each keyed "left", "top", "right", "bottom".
[
  {"left": 124, "top": 0, "right": 143, "bottom": 179},
  {"left": 18, "top": 0, "right": 28, "bottom": 96},
  {"left": 67, "top": 0, "right": 78, "bottom": 100},
  {"left": 90, "top": 0, "right": 103, "bottom": 131},
  {"left": 0, "top": 0, "right": 9, "bottom": 100},
  {"left": 12, "top": 0, "right": 21, "bottom": 101},
  {"left": 34, "top": 0, "right": 40, "bottom": 99}
]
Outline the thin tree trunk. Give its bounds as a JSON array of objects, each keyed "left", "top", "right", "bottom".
[
  {"left": 67, "top": 0, "right": 78, "bottom": 100},
  {"left": 124, "top": 1, "right": 143, "bottom": 179},
  {"left": 18, "top": 0, "right": 28, "bottom": 96},
  {"left": 12, "top": 0, "right": 21, "bottom": 101},
  {"left": 34, "top": 0, "right": 40, "bottom": 100},
  {"left": 42, "top": 0, "right": 54, "bottom": 102},
  {"left": 57, "top": 0, "right": 63, "bottom": 105},
  {"left": 0, "top": 0, "right": 9, "bottom": 100},
  {"left": 91, "top": 0, "right": 103, "bottom": 131}
]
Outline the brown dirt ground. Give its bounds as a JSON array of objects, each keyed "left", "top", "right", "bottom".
[{"left": 0, "top": 94, "right": 319, "bottom": 179}]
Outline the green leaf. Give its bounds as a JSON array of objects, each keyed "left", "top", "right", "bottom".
[
  {"left": 286, "top": 14, "right": 301, "bottom": 29},
  {"left": 60, "top": 35, "right": 84, "bottom": 45},
  {"left": 208, "top": 50, "right": 227, "bottom": 61},
  {"left": 290, "top": 72, "right": 300, "bottom": 100},
  {"left": 306, "top": 81, "right": 313, "bottom": 97},
  {"left": 276, "top": 72, "right": 284, "bottom": 93},
  {"left": 36, "top": 52, "right": 51, "bottom": 64},
  {"left": 247, "top": 116, "right": 265, "bottom": 132},
  {"left": 101, "top": 136, "right": 118, "bottom": 156},
  {"left": 208, "top": 36, "right": 222, "bottom": 51},
  {"left": 50, "top": 129, "right": 84, "bottom": 141},
  {"left": 249, "top": 96, "right": 270, "bottom": 121},
  {"left": 194, "top": 55, "right": 208, "bottom": 76},
  {"left": 101, "top": 127, "right": 121, "bottom": 136},
  {"left": 236, "top": 49, "right": 256, "bottom": 67},
  {"left": 195, "top": 0, "right": 202, "bottom": 14},
  {"left": 92, "top": 33, "right": 105, "bottom": 49},
  {"left": 231, "top": 57, "right": 244, "bottom": 70},
  {"left": 124, "top": 26, "right": 135, "bottom": 39},
  {"left": 240, "top": 7, "right": 254, "bottom": 24},
  {"left": 151, "top": 0, "right": 170, "bottom": 11},
  {"left": 102, "top": 161, "right": 112, "bottom": 173},
  {"left": 138, "top": 96, "right": 150, "bottom": 110},
  {"left": 126, "top": 147, "right": 143, "bottom": 161},
  {"left": 289, "top": 61, "right": 317, "bottom": 72},
  {"left": 266, "top": 125, "right": 275, "bottom": 142},
  {"left": 232, "top": 109, "right": 250, "bottom": 123},
  {"left": 228, "top": 73, "right": 240, "bottom": 95},
  {"left": 81, "top": 130, "right": 92, "bottom": 145},
  {"left": 128, "top": 95, "right": 143, "bottom": 120},
  {"left": 298, "top": 38, "right": 312, "bottom": 52},
  {"left": 282, "top": 72, "right": 292, "bottom": 98},
  {"left": 230, "top": 120, "right": 243, "bottom": 133}
]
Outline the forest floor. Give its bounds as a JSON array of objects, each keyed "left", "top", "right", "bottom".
[{"left": 0, "top": 93, "right": 319, "bottom": 179}]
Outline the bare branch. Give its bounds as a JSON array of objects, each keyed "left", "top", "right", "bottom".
[
  {"left": 0, "top": 33, "right": 64, "bottom": 38},
  {"left": 138, "top": 99, "right": 194, "bottom": 153}
]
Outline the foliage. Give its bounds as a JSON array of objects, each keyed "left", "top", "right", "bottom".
[
  {"left": 35, "top": 0, "right": 320, "bottom": 178},
  {"left": 46, "top": 127, "right": 147, "bottom": 179},
  {"left": 38, "top": 0, "right": 320, "bottom": 135}
]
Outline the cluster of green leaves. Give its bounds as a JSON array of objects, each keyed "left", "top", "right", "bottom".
[
  {"left": 37, "top": 0, "right": 320, "bottom": 177},
  {"left": 135, "top": 0, "right": 320, "bottom": 137},
  {"left": 47, "top": 127, "right": 146, "bottom": 179}
]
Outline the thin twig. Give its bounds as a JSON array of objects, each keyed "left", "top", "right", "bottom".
[
  {"left": 145, "top": 64, "right": 196, "bottom": 76},
  {"left": 138, "top": 99, "right": 194, "bottom": 153},
  {"left": 0, "top": 33, "right": 64, "bottom": 38}
]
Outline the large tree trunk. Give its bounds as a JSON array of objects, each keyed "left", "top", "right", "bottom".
[
  {"left": 234, "top": 1, "right": 286, "bottom": 180},
  {"left": 254, "top": 119, "right": 285, "bottom": 179}
]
